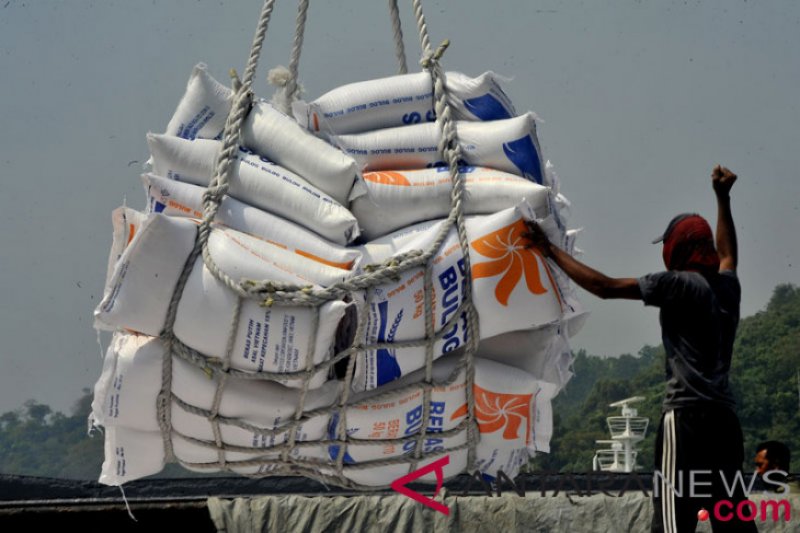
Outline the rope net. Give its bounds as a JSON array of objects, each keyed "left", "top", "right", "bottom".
[
  {"left": 89, "top": 0, "right": 584, "bottom": 488},
  {"left": 141, "top": 0, "right": 506, "bottom": 489}
]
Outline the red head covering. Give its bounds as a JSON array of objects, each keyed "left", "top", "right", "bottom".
[{"left": 656, "top": 214, "right": 720, "bottom": 273}]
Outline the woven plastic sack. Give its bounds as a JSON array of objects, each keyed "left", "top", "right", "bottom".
[
  {"left": 352, "top": 203, "right": 564, "bottom": 391},
  {"left": 164, "top": 63, "right": 232, "bottom": 141},
  {"left": 147, "top": 134, "right": 360, "bottom": 244},
  {"left": 293, "top": 70, "right": 515, "bottom": 135},
  {"left": 242, "top": 101, "right": 362, "bottom": 205},
  {"left": 95, "top": 214, "right": 352, "bottom": 388},
  {"left": 477, "top": 325, "right": 575, "bottom": 393},
  {"left": 326, "top": 356, "right": 549, "bottom": 484},
  {"left": 351, "top": 166, "right": 551, "bottom": 239},
  {"left": 101, "top": 207, "right": 146, "bottom": 306},
  {"left": 160, "top": 65, "right": 361, "bottom": 204},
  {"left": 335, "top": 113, "right": 547, "bottom": 185},
  {"left": 93, "top": 333, "right": 337, "bottom": 436},
  {"left": 98, "top": 426, "right": 294, "bottom": 485},
  {"left": 99, "top": 427, "right": 165, "bottom": 486},
  {"left": 142, "top": 174, "right": 360, "bottom": 270}
]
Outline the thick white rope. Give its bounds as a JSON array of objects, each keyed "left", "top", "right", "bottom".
[
  {"left": 388, "top": 0, "right": 408, "bottom": 74},
  {"left": 270, "top": 0, "right": 310, "bottom": 114}
]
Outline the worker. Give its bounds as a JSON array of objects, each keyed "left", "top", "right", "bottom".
[
  {"left": 524, "top": 165, "right": 758, "bottom": 532},
  {"left": 754, "top": 441, "right": 800, "bottom": 494}
]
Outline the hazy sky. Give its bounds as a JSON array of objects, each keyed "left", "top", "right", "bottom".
[{"left": 0, "top": 0, "right": 798, "bottom": 414}]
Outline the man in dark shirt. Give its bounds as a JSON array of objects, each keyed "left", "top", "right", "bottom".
[
  {"left": 754, "top": 441, "right": 800, "bottom": 494},
  {"left": 525, "top": 165, "right": 757, "bottom": 532}
]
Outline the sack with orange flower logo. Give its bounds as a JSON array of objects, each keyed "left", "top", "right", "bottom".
[
  {"left": 147, "top": 134, "right": 361, "bottom": 245},
  {"left": 350, "top": 166, "right": 551, "bottom": 240},
  {"left": 352, "top": 203, "right": 564, "bottom": 391},
  {"left": 326, "top": 355, "right": 547, "bottom": 483},
  {"left": 334, "top": 112, "right": 547, "bottom": 185},
  {"left": 292, "top": 70, "right": 516, "bottom": 136},
  {"left": 94, "top": 214, "right": 353, "bottom": 388}
]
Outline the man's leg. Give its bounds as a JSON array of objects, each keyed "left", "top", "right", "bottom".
[
  {"left": 652, "top": 410, "right": 696, "bottom": 532},
  {"left": 652, "top": 412, "right": 666, "bottom": 532},
  {"left": 707, "top": 407, "right": 759, "bottom": 533}
]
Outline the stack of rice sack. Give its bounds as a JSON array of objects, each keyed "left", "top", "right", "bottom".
[{"left": 91, "top": 63, "right": 586, "bottom": 487}]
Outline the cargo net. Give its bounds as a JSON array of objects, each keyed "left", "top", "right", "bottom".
[{"left": 155, "top": 0, "right": 481, "bottom": 490}]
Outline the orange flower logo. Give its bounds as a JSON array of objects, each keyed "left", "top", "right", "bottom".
[
  {"left": 363, "top": 171, "right": 411, "bottom": 186},
  {"left": 451, "top": 385, "right": 532, "bottom": 443},
  {"left": 471, "top": 219, "right": 548, "bottom": 306}
]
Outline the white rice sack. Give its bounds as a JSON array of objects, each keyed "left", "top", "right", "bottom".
[
  {"left": 339, "top": 354, "right": 468, "bottom": 440},
  {"left": 164, "top": 63, "right": 232, "bottom": 141},
  {"left": 91, "top": 332, "right": 163, "bottom": 431},
  {"left": 293, "top": 71, "right": 516, "bottom": 135},
  {"left": 171, "top": 353, "right": 336, "bottom": 442},
  {"left": 95, "top": 214, "right": 352, "bottom": 388},
  {"left": 335, "top": 113, "right": 547, "bottom": 185},
  {"left": 92, "top": 332, "right": 337, "bottom": 438},
  {"left": 95, "top": 212, "right": 198, "bottom": 336},
  {"left": 97, "top": 425, "right": 311, "bottom": 485},
  {"left": 242, "top": 102, "right": 361, "bottom": 205},
  {"left": 323, "top": 428, "right": 469, "bottom": 467},
  {"left": 147, "top": 134, "right": 360, "bottom": 244},
  {"left": 171, "top": 438, "right": 311, "bottom": 476},
  {"left": 531, "top": 380, "right": 558, "bottom": 454},
  {"left": 99, "top": 426, "right": 165, "bottom": 486},
  {"left": 477, "top": 325, "right": 575, "bottom": 393},
  {"left": 353, "top": 204, "right": 564, "bottom": 391},
  {"left": 337, "top": 448, "right": 468, "bottom": 488},
  {"left": 142, "top": 174, "right": 360, "bottom": 270},
  {"left": 352, "top": 166, "right": 551, "bottom": 240},
  {"left": 101, "top": 207, "right": 147, "bottom": 313},
  {"left": 549, "top": 228, "right": 588, "bottom": 337}
]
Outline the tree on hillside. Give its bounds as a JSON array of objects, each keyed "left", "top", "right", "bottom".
[
  {"left": 0, "top": 389, "right": 104, "bottom": 479},
  {"left": 732, "top": 283, "right": 800, "bottom": 471}
]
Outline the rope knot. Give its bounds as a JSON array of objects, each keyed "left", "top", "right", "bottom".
[
  {"left": 420, "top": 39, "right": 450, "bottom": 68},
  {"left": 267, "top": 65, "right": 293, "bottom": 88},
  {"left": 229, "top": 68, "right": 243, "bottom": 93}
]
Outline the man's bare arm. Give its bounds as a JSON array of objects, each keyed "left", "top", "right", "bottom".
[
  {"left": 712, "top": 165, "right": 738, "bottom": 272},
  {"left": 524, "top": 224, "right": 641, "bottom": 300}
]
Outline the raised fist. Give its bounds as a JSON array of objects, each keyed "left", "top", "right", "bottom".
[{"left": 712, "top": 164, "right": 737, "bottom": 195}]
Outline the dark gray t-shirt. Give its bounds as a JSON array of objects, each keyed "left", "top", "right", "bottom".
[{"left": 638, "top": 270, "right": 740, "bottom": 411}]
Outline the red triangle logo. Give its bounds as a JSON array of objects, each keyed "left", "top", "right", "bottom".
[{"left": 390, "top": 455, "right": 450, "bottom": 515}]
